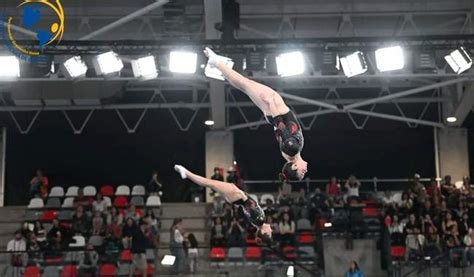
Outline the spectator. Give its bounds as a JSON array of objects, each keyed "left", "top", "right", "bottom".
[
  {"left": 7, "top": 230, "right": 27, "bottom": 268},
  {"left": 413, "top": 174, "right": 427, "bottom": 205},
  {"left": 103, "top": 231, "right": 120, "bottom": 263},
  {"left": 33, "top": 221, "right": 46, "bottom": 243},
  {"left": 404, "top": 214, "right": 423, "bottom": 260},
  {"left": 280, "top": 179, "right": 292, "bottom": 196},
  {"left": 29, "top": 169, "right": 48, "bottom": 199},
  {"left": 170, "top": 218, "right": 186, "bottom": 274},
  {"left": 279, "top": 212, "right": 295, "bottom": 247},
  {"left": 78, "top": 243, "right": 99, "bottom": 277},
  {"left": 106, "top": 215, "right": 122, "bottom": 241},
  {"left": 20, "top": 222, "right": 32, "bottom": 239},
  {"left": 92, "top": 192, "right": 108, "bottom": 214},
  {"left": 122, "top": 217, "right": 136, "bottom": 249},
  {"left": 72, "top": 205, "right": 91, "bottom": 236},
  {"left": 446, "top": 225, "right": 467, "bottom": 266},
  {"left": 459, "top": 212, "right": 470, "bottom": 237},
  {"left": 211, "top": 167, "right": 224, "bottom": 181},
  {"left": 92, "top": 211, "right": 104, "bottom": 236},
  {"left": 345, "top": 261, "right": 364, "bottom": 277},
  {"left": 187, "top": 233, "right": 199, "bottom": 274},
  {"left": 263, "top": 199, "right": 279, "bottom": 219},
  {"left": 294, "top": 188, "right": 309, "bottom": 218},
  {"left": 463, "top": 228, "right": 474, "bottom": 264},
  {"left": 326, "top": 177, "right": 341, "bottom": 198},
  {"left": 345, "top": 175, "right": 361, "bottom": 202},
  {"left": 147, "top": 170, "right": 163, "bottom": 196},
  {"left": 424, "top": 225, "right": 441, "bottom": 257},
  {"left": 461, "top": 176, "right": 472, "bottom": 195},
  {"left": 425, "top": 178, "right": 441, "bottom": 200},
  {"left": 106, "top": 206, "right": 123, "bottom": 226},
  {"left": 74, "top": 189, "right": 91, "bottom": 208},
  {"left": 212, "top": 195, "right": 226, "bottom": 216},
  {"left": 398, "top": 192, "right": 413, "bottom": 217},
  {"left": 310, "top": 188, "right": 330, "bottom": 221},
  {"left": 47, "top": 218, "right": 67, "bottom": 250},
  {"left": 441, "top": 175, "right": 454, "bottom": 198},
  {"left": 126, "top": 204, "right": 142, "bottom": 223},
  {"left": 144, "top": 209, "right": 160, "bottom": 247},
  {"left": 27, "top": 233, "right": 41, "bottom": 265},
  {"left": 210, "top": 217, "right": 226, "bottom": 246},
  {"left": 226, "top": 217, "right": 245, "bottom": 247},
  {"left": 226, "top": 166, "right": 237, "bottom": 184},
  {"left": 277, "top": 187, "right": 293, "bottom": 210},
  {"left": 442, "top": 212, "right": 458, "bottom": 237},
  {"left": 130, "top": 220, "right": 150, "bottom": 277},
  {"left": 388, "top": 215, "right": 404, "bottom": 245},
  {"left": 266, "top": 215, "right": 280, "bottom": 242},
  {"left": 222, "top": 202, "right": 234, "bottom": 225}
]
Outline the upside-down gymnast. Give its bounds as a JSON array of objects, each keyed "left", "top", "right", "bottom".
[
  {"left": 174, "top": 164, "right": 273, "bottom": 242},
  {"left": 204, "top": 47, "right": 308, "bottom": 180}
]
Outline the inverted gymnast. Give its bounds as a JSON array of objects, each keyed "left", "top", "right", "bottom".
[
  {"left": 174, "top": 165, "right": 273, "bottom": 242},
  {"left": 204, "top": 47, "right": 308, "bottom": 180}
]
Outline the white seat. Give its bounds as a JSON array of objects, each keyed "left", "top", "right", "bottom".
[
  {"left": 28, "top": 198, "right": 44, "bottom": 209},
  {"left": 65, "top": 186, "right": 79, "bottom": 197},
  {"left": 49, "top": 186, "right": 64, "bottom": 198},
  {"left": 131, "top": 185, "right": 146, "bottom": 196},
  {"left": 248, "top": 194, "right": 259, "bottom": 203},
  {"left": 83, "top": 186, "right": 97, "bottom": 197},
  {"left": 62, "top": 197, "right": 75, "bottom": 208},
  {"left": 146, "top": 196, "right": 161, "bottom": 207},
  {"left": 69, "top": 235, "right": 86, "bottom": 248},
  {"left": 115, "top": 185, "right": 130, "bottom": 196},
  {"left": 260, "top": 194, "right": 275, "bottom": 205}
]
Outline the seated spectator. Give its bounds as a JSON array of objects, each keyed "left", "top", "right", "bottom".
[
  {"left": 47, "top": 218, "right": 67, "bottom": 250},
  {"left": 420, "top": 200, "right": 436, "bottom": 220},
  {"left": 74, "top": 189, "right": 91, "bottom": 208},
  {"left": 126, "top": 204, "right": 143, "bottom": 223},
  {"left": 92, "top": 211, "right": 104, "bottom": 236},
  {"left": 425, "top": 178, "right": 441, "bottom": 200},
  {"left": 144, "top": 209, "right": 160, "bottom": 247},
  {"left": 463, "top": 228, "right": 474, "bottom": 264},
  {"left": 404, "top": 214, "right": 423, "bottom": 260},
  {"left": 27, "top": 233, "right": 42, "bottom": 265},
  {"left": 263, "top": 199, "right": 279, "bottom": 219},
  {"left": 454, "top": 201, "right": 468, "bottom": 221},
  {"left": 398, "top": 192, "right": 413, "bottom": 217},
  {"left": 222, "top": 202, "right": 234, "bottom": 225},
  {"left": 266, "top": 215, "right": 280, "bottom": 242},
  {"left": 103, "top": 232, "right": 120, "bottom": 262},
  {"left": 424, "top": 225, "right": 441, "bottom": 258},
  {"left": 106, "top": 215, "right": 123, "bottom": 241},
  {"left": 212, "top": 195, "right": 225, "bottom": 216},
  {"left": 459, "top": 212, "right": 470, "bottom": 237},
  {"left": 441, "top": 175, "right": 455, "bottom": 198},
  {"left": 294, "top": 188, "right": 309, "bottom": 218},
  {"left": 147, "top": 170, "right": 163, "bottom": 196},
  {"left": 388, "top": 215, "right": 404, "bottom": 245},
  {"left": 72, "top": 205, "right": 91, "bottom": 236},
  {"left": 92, "top": 192, "right": 108, "bottom": 214},
  {"left": 20, "top": 222, "right": 32, "bottom": 239},
  {"left": 279, "top": 212, "right": 295, "bottom": 247},
  {"left": 210, "top": 217, "right": 226, "bottom": 246},
  {"left": 7, "top": 230, "right": 27, "bottom": 267},
  {"left": 461, "top": 176, "right": 472, "bottom": 195},
  {"left": 122, "top": 217, "right": 136, "bottom": 249},
  {"left": 226, "top": 217, "right": 245, "bottom": 247},
  {"left": 29, "top": 169, "right": 48, "bottom": 199},
  {"left": 438, "top": 200, "right": 450, "bottom": 220},
  {"left": 106, "top": 206, "right": 123, "bottom": 226},
  {"left": 345, "top": 175, "right": 361, "bottom": 202},
  {"left": 78, "top": 243, "right": 99, "bottom": 277},
  {"left": 442, "top": 212, "right": 458, "bottom": 237},
  {"left": 130, "top": 220, "right": 150, "bottom": 277},
  {"left": 446, "top": 225, "right": 467, "bottom": 266},
  {"left": 33, "top": 221, "right": 46, "bottom": 243},
  {"left": 326, "top": 177, "right": 341, "bottom": 198},
  {"left": 310, "top": 188, "right": 330, "bottom": 221}
]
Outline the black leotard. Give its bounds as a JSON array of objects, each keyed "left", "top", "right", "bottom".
[
  {"left": 266, "top": 110, "right": 304, "bottom": 156},
  {"left": 232, "top": 194, "right": 265, "bottom": 227}
]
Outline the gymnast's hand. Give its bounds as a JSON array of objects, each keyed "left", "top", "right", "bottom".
[{"left": 204, "top": 47, "right": 225, "bottom": 67}]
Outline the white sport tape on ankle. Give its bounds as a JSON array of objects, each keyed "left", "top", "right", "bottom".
[{"left": 205, "top": 56, "right": 234, "bottom": 81}]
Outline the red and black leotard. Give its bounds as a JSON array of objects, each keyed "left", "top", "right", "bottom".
[
  {"left": 266, "top": 110, "right": 304, "bottom": 156},
  {"left": 232, "top": 193, "right": 265, "bottom": 227}
]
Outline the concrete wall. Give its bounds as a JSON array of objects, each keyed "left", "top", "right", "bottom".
[
  {"left": 438, "top": 128, "right": 470, "bottom": 182},
  {"left": 205, "top": 131, "right": 234, "bottom": 203}
]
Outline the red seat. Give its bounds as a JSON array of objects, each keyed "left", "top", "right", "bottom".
[
  {"left": 283, "top": 246, "right": 297, "bottom": 260},
  {"left": 209, "top": 247, "right": 226, "bottom": 261},
  {"left": 391, "top": 246, "right": 406, "bottom": 259},
  {"left": 41, "top": 210, "right": 58, "bottom": 222},
  {"left": 298, "top": 232, "right": 314, "bottom": 244},
  {"left": 100, "top": 185, "right": 114, "bottom": 197},
  {"left": 99, "top": 264, "right": 117, "bottom": 277},
  {"left": 23, "top": 266, "right": 40, "bottom": 277},
  {"left": 61, "top": 265, "right": 78, "bottom": 277},
  {"left": 245, "top": 247, "right": 262, "bottom": 261},
  {"left": 363, "top": 207, "right": 379, "bottom": 217},
  {"left": 45, "top": 256, "right": 63, "bottom": 265},
  {"left": 120, "top": 249, "right": 133, "bottom": 262},
  {"left": 114, "top": 196, "right": 129, "bottom": 208}
]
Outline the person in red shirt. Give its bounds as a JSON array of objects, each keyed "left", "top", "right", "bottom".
[
  {"left": 29, "top": 170, "right": 49, "bottom": 199},
  {"left": 326, "top": 177, "right": 341, "bottom": 198}
]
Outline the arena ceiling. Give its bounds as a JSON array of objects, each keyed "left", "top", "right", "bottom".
[{"left": 0, "top": 0, "right": 473, "bottom": 133}]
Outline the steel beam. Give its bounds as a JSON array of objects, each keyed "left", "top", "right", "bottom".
[
  {"left": 343, "top": 78, "right": 468, "bottom": 110},
  {"left": 279, "top": 92, "right": 339, "bottom": 110},
  {"left": 450, "top": 82, "right": 474, "bottom": 126},
  {"left": 79, "top": 0, "right": 169, "bottom": 40},
  {"left": 342, "top": 109, "right": 445, "bottom": 128}
]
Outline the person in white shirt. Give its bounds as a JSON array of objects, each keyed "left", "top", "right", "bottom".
[
  {"left": 7, "top": 230, "right": 27, "bottom": 267},
  {"left": 345, "top": 175, "right": 361, "bottom": 201},
  {"left": 92, "top": 192, "right": 108, "bottom": 214},
  {"left": 279, "top": 212, "right": 296, "bottom": 246},
  {"left": 170, "top": 218, "right": 186, "bottom": 274}
]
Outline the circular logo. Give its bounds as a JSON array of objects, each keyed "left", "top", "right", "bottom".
[{"left": 6, "top": 0, "right": 64, "bottom": 58}]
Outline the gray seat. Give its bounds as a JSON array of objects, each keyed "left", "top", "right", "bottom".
[
  {"left": 227, "top": 247, "right": 244, "bottom": 262},
  {"left": 117, "top": 263, "right": 131, "bottom": 276},
  {"left": 43, "top": 266, "right": 60, "bottom": 277},
  {"left": 130, "top": 196, "right": 144, "bottom": 207},
  {"left": 58, "top": 210, "right": 73, "bottom": 221},
  {"left": 88, "top": 235, "right": 103, "bottom": 247},
  {"left": 296, "top": 219, "right": 312, "bottom": 231},
  {"left": 298, "top": 246, "right": 316, "bottom": 260},
  {"left": 64, "top": 251, "right": 79, "bottom": 264},
  {"left": 25, "top": 210, "right": 41, "bottom": 221},
  {"left": 146, "top": 248, "right": 155, "bottom": 261},
  {"left": 45, "top": 198, "right": 62, "bottom": 209}
]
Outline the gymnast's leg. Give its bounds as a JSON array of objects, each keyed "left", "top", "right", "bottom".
[
  {"left": 174, "top": 165, "right": 246, "bottom": 203},
  {"left": 204, "top": 47, "right": 289, "bottom": 118}
]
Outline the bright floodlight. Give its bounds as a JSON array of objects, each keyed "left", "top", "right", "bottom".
[
  {"left": 161, "top": 255, "right": 176, "bottom": 266},
  {"left": 287, "top": 265, "right": 294, "bottom": 277},
  {"left": 63, "top": 56, "right": 87, "bottom": 78},
  {"left": 375, "top": 46, "right": 405, "bottom": 72},
  {"left": 0, "top": 56, "right": 20, "bottom": 78},
  {"left": 340, "top": 51, "right": 368, "bottom": 77},
  {"left": 131, "top": 56, "right": 158, "bottom": 80},
  {"left": 93, "top": 51, "right": 123, "bottom": 75},
  {"left": 204, "top": 120, "right": 215, "bottom": 126},
  {"left": 444, "top": 47, "right": 472, "bottom": 74},
  {"left": 276, "top": 51, "right": 305, "bottom": 77},
  {"left": 446, "top": 116, "right": 457, "bottom": 123},
  {"left": 169, "top": 51, "right": 197, "bottom": 74}
]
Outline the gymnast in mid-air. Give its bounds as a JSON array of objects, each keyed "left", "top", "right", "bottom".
[
  {"left": 204, "top": 47, "right": 307, "bottom": 180},
  {"left": 174, "top": 165, "right": 272, "bottom": 242}
]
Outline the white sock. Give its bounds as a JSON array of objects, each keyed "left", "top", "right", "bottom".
[{"left": 174, "top": 165, "right": 187, "bottom": 179}]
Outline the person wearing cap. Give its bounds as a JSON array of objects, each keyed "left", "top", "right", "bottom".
[{"left": 130, "top": 220, "right": 150, "bottom": 277}]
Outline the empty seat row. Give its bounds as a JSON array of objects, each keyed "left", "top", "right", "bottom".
[
  {"left": 21, "top": 263, "right": 154, "bottom": 277},
  {"left": 28, "top": 195, "right": 161, "bottom": 209},
  {"left": 209, "top": 246, "right": 316, "bottom": 262},
  {"left": 48, "top": 185, "right": 147, "bottom": 198}
]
